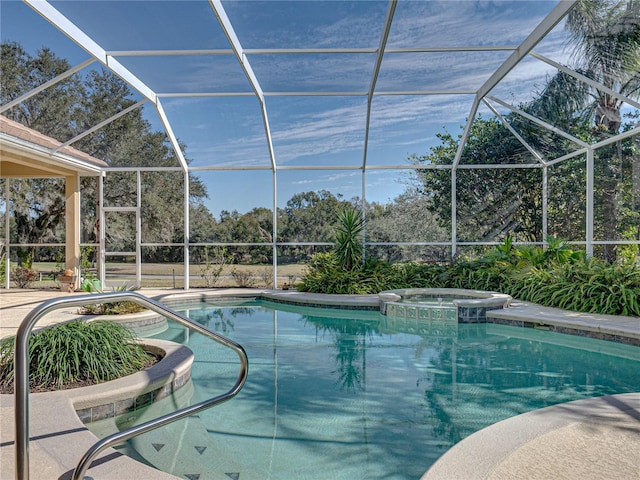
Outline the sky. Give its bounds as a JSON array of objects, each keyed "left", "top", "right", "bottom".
[{"left": 1, "top": 0, "right": 571, "bottom": 216}]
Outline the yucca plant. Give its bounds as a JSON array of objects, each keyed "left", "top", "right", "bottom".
[
  {"left": 0, "top": 320, "right": 153, "bottom": 393},
  {"left": 334, "top": 206, "right": 365, "bottom": 271}
]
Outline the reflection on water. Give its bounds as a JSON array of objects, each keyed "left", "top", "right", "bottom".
[{"left": 107, "top": 301, "right": 639, "bottom": 480}]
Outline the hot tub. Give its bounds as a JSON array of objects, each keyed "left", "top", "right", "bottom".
[{"left": 379, "top": 288, "right": 512, "bottom": 323}]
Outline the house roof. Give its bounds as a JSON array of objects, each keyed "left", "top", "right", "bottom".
[{"left": 0, "top": 114, "right": 107, "bottom": 177}]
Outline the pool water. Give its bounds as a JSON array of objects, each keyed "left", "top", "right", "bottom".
[{"left": 109, "top": 300, "right": 640, "bottom": 480}]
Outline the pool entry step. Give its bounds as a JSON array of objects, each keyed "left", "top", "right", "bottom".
[{"left": 129, "top": 412, "right": 254, "bottom": 480}]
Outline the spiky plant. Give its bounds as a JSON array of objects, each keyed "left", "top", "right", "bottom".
[
  {"left": 334, "top": 206, "right": 365, "bottom": 271},
  {"left": 0, "top": 320, "right": 152, "bottom": 393}
]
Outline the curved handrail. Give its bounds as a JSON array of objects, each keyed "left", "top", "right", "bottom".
[{"left": 12, "top": 291, "right": 249, "bottom": 480}]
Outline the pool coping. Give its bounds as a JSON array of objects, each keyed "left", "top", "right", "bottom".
[
  {"left": 485, "top": 300, "right": 640, "bottom": 346},
  {"left": 421, "top": 392, "right": 640, "bottom": 480},
  {"left": 73, "top": 339, "right": 193, "bottom": 423},
  {"left": 64, "top": 289, "right": 640, "bottom": 345}
]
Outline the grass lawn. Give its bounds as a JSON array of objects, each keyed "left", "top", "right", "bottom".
[{"left": 26, "top": 262, "right": 306, "bottom": 289}]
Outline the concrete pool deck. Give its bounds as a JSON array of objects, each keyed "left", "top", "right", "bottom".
[{"left": 1, "top": 288, "right": 639, "bottom": 479}]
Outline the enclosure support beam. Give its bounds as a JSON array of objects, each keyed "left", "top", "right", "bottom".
[
  {"left": 586, "top": 149, "right": 594, "bottom": 257},
  {"left": 452, "top": 98, "right": 480, "bottom": 169},
  {"left": 530, "top": 52, "right": 640, "bottom": 110},
  {"left": 184, "top": 170, "right": 190, "bottom": 290},
  {"left": 475, "top": 1, "right": 576, "bottom": 100},
  {"left": 486, "top": 95, "right": 589, "bottom": 148},
  {"left": 483, "top": 98, "right": 545, "bottom": 164},
  {"left": 4, "top": 179, "right": 10, "bottom": 289},
  {"left": 451, "top": 169, "right": 457, "bottom": 259},
  {"left": 272, "top": 170, "right": 278, "bottom": 289},
  {"left": 542, "top": 166, "right": 548, "bottom": 243},
  {"left": 156, "top": 99, "right": 189, "bottom": 172},
  {"left": 362, "top": 0, "right": 397, "bottom": 170},
  {"left": 209, "top": 0, "right": 277, "bottom": 172},
  {"left": 65, "top": 174, "right": 81, "bottom": 289},
  {"left": 23, "top": 1, "right": 189, "bottom": 173},
  {"left": 53, "top": 100, "right": 148, "bottom": 154},
  {"left": 99, "top": 173, "right": 105, "bottom": 288},
  {"left": 0, "top": 58, "right": 96, "bottom": 114},
  {"left": 136, "top": 171, "right": 142, "bottom": 288},
  {"left": 361, "top": 169, "right": 367, "bottom": 261}
]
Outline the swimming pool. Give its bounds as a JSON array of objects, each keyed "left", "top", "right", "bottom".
[{"left": 96, "top": 300, "right": 640, "bottom": 480}]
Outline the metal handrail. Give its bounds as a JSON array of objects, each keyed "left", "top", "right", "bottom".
[{"left": 13, "top": 291, "right": 249, "bottom": 480}]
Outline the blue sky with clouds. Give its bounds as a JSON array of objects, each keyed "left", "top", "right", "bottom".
[{"left": 1, "top": 0, "right": 571, "bottom": 216}]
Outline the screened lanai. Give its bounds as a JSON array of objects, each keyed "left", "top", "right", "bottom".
[{"left": 1, "top": 0, "right": 639, "bottom": 289}]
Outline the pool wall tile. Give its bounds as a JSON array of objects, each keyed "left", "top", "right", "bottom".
[
  {"left": 76, "top": 408, "right": 92, "bottom": 423},
  {"left": 77, "top": 366, "right": 192, "bottom": 423},
  {"left": 135, "top": 392, "right": 154, "bottom": 409},
  {"left": 91, "top": 403, "right": 114, "bottom": 422},
  {"left": 115, "top": 398, "right": 135, "bottom": 415}
]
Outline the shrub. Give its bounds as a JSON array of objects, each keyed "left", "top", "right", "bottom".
[
  {"left": 511, "top": 259, "right": 640, "bottom": 316},
  {"left": 0, "top": 242, "right": 6, "bottom": 285},
  {"left": 0, "top": 320, "right": 153, "bottom": 393},
  {"left": 299, "top": 235, "right": 640, "bottom": 316},
  {"left": 199, "top": 246, "right": 231, "bottom": 287},
  {"left": 11, "top": 267, "right": 37, "bottom": 288},
  {"left": 258, "top": 267, "right": 273, "bottom": 288},
  {"left": 77, "top": 283, "right": 146, "bottom": 315},
  {"left": 231, "top": 268, "right": 255, "bottom": 287}
]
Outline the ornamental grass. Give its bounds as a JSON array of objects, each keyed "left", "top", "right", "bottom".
[{"left": 0, "top": 320, "right": 154, "bottom": 393}]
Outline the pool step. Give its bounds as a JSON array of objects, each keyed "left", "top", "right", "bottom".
[{"left": 130, "top": 414, "right": 248, "bottom": 480}]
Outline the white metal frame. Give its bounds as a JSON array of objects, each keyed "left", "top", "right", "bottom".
[{"left": 2, "top": 0, "right": 638, "bottom": 290}]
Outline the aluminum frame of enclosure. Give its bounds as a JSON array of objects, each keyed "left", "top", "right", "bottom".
[{"left": 2, "top": 0, "right": 639, "bottom": 288}]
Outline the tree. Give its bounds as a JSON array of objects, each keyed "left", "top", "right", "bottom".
[
  {"left": 1, "top": 42, "right": 211, "bottom": 265},
  {"left": 277, "top": 190, "right": 350, "bottom": 262},
  {"left": 561, "top": 0, "right": 640, "bottom": 260},
  {"left": 1, "top": 43, "right": 85, "bottom": 265},
  {"left": 565, "top": 0, "right": 640, "bottom": 133},
  {"left": 365, "top": 191, "right": 448, "bottom": 262},
  {"left": 0, "top": 42, "right": 83, "bottom": 138},
  {"left": 9, "top": 178, "right": 66, "bottom": 267},
  {"left": 412, "top": 119, "right": 544, "bottom": 245},
  {"left": 410, "top": 1, "right": 640, "bottom": 259}
]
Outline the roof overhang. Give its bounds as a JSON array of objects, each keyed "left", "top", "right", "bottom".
[{"left": 0, "top": 115, "right": 107, "bottom": 178}]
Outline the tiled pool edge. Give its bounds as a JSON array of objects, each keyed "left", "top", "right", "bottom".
[
  {"left": 147, "top": 289, "right": 640, "bottom": 346},
  {"left": 487, "top": 313, "right": 640, "bottom": 346},
  {"left": 70, "top": 339, "right": 194, "bottom": 423},
  {"left": 378, "top": 288, "right": 513, "bottom": 324}
]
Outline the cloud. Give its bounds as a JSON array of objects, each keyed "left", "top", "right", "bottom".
[
  {"left": 129, "top": 1, "right": 577, "bottom": 169},
  {"left": 387, "top": 1, "right": 558, "bottom": 48}
]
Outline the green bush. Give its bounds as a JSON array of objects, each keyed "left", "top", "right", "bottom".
[
  {"left": 511, "top": 259, "right": 640, "bottom": 316},
  {"left": 0, "top": 320, "right": 152, "bottom": 393},
  {"left": 78, "top": 283, "right": 146, "bottom": 315},
  {"left": 298, "top": 235, "right": 640, "bottom": 317}
]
